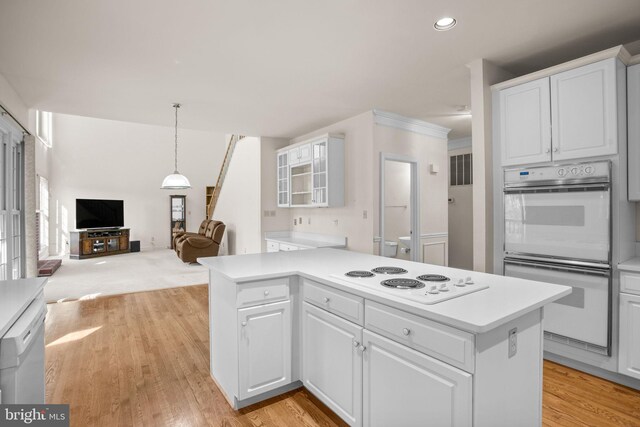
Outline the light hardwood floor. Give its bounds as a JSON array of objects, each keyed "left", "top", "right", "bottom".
[{"left": 45, "top": 285, "right": 640, "bottom": 427}]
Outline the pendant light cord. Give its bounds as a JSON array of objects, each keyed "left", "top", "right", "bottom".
[{"left": 174, "top": 103, "right": 180, "bottom": 173}]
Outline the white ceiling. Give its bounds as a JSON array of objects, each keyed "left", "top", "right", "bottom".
[{"left": 1, "top": 0, "right": 640, "bottom": 139}]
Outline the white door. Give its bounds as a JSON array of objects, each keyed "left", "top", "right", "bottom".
[
  {"left": 499, "top": 77, "right": 552, "bottom": 166},
  {"left": 628, "top": 64, "right": 640, "bottom": 201},
  {"left": 619, "top": 293, "right": 640, "bottom": 379},
  {"left": 302, "top": 302, "right": 362, "bottom": 426},
  {"left": 551, "top": 58, "right": 619, "bottom": 161},
  {"left": 362, "top": 330, "right": 472, "bottom": 427},
  {"left": 277, "top": 151, "right": 290, "bottom": 207},
  {"left": 238, "top": 300, "right": 291, "bottom": 400}
]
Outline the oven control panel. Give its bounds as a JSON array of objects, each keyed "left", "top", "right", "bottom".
[{"left": 504, "top": 161, "right": 610, "bottom": 185}]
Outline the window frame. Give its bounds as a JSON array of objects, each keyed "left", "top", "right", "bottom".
[{"left": 36, "top": 110, "right": 53, "bottom": 148}]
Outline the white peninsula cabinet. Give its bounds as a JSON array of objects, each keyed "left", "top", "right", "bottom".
[
  {"left": 276, "top": 134, "right": 344, "bottom": 208},
  {"left": 497, "top": 57, "right": 624, "bottom": 166},
  {"left": 628, "top": 63, "right": 640, "bottom": 200}
]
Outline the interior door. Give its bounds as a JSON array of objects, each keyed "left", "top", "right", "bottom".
[
  {"left": 362, "top": 330, "right": 472, "bottom": 427},
  {"left": 302, "top": 302, "right": 362, "bottom": 426},
  {"left": 238, "top": 300, "right": 291, "bottom": 399}
]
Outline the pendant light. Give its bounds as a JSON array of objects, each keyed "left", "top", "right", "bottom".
[{"left": 161, "top": 103, "right": 192, "bottom": 189}]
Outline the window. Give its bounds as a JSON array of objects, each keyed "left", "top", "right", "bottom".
[
  {"left": 36, "top": 110, "right": 52, "bottom": 147},
  {"left": 0, "top": 118, "right": 24, "bottom": 280},
  {"left": 449, "top": 153, "right": 472, "bottom": 186},
  {"left": 39, "top": 176, "right": 49, "bottom": 255}
]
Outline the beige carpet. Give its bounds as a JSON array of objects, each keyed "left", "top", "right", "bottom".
[{"left": 44, "top": 249, "right": 209, "bottom": 303}]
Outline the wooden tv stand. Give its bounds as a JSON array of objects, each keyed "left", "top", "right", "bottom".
[{"left": 70, "top": 228, "right": 130, "bottom": 260}]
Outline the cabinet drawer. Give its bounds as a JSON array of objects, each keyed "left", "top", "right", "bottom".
[
  {"left": 266, "top": 240, "right": 279, "bottom": 252},
  {"left": 279, "top": 243, "right": 299, "bottom": 251},
  {"left": 303, "top": 279, "right": 364, "bottom": 325},
  {"left": 237, "top": 278, "right": 290, "bottom": 308},
  {"left": 365, "top": 301, "right": 475, "bottom": 373},
  {"left": 621, "top": 271, "right": 640, "bottom": 296}
]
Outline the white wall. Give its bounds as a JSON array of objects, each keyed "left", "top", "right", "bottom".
[
  {"left": 448, "top": 140, "right": 473, "bottom": 270},
  {"left": 214, "top": 136, "right": 263, "bottom": 255},
  {"left": 45, "top": 113, "right": 226, "bottom": 254},
  {"left": 260, "top": 137, "right": 292, "bottom": 251},
  {"left": 0, "top": 72, "right": 30, "bottom": 132},
  {"left": 289, "top": 111, "right": 376, "bottom": 254}
]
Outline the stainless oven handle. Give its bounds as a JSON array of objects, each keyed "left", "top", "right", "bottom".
[
  {"left": 504, "top": 183, "right": 610, "bottom": 193},
  {"left": 503, "top": 177, "right": 609, "bottom": 188},
  {"left": 504, "top": 258, "right": 611, "bottom": 276}
]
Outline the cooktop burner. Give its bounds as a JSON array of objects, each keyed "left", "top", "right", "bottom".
[
  {"left": 416, "top": 274, "right": 450, "bottom": 282},
  {"left": 345, "top": 270, "right": 375, "bottom": 278},
  {"left": 381, "top": 278, "right": 425, "bottom": 289},
  {"left": 372, "top": 266, "right": 408, "bottom": 275}
]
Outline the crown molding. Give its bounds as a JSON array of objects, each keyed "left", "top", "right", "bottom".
[
  {"left": 373, "top": 109, "right": 451, "bottom": 140},
  {"left": 491, "top": 45, "right": 631, "bottom": 92},
  {"left": 630, "top": 54, "right": 640, "bottom": 66}
]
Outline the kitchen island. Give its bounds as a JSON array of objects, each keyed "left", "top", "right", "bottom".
[{"left": 199, "top": 248, "right": 571, "bottom": 427}]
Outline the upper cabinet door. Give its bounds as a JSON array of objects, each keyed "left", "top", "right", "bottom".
[
  {"left": 277, "top": 151, "right": 290, "bottom": 207},
  {"left": 298, "top": 143, "right": 312, "bottom": 164},
  {"left": 628, "top": 64, "right": 640, "bottom": 201},
  {"left": 551, "top": 58, "right": 619, "bottom": 161},
  {"left": 499, "top": 77, "right": 552, "bottom": 166}
]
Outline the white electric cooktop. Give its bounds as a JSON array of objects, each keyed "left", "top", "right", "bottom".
[{"left": 330, "top": 265, "right": 489, "bottom": 304}]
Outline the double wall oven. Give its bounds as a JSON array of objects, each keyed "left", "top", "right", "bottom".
[{"left": 502, "top": 161, "right": 612, "bottom": 355}]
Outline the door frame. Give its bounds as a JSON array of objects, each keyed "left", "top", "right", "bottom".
[{"left": 379, "top": 153, "right": 420, "bottom": 262}]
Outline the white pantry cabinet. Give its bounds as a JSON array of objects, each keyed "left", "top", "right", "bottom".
[
  {"left": 497, "top": 58, "right": 623, "bottom": 166},
  {"left": 238, "top": 300, "right": 292, "bottom": 399},
  {"left": 276, "top": 134, "right": 344, "bottom": 208},
  {"left": 628, "top": 63, "right": 640, "bottom": 200},
  {"left": 550, "top": 58, "right": 619, "bottom": 161},
  {"left": 619, "top": 270, "right": 640, "bottom": 380},
  {"left": 362, "top": 330, "right": 472, "bottom": 427},
  {"left": 499, "top": 77, "right": 552, "bottom": 166},
  {"left": 302, "top": 302, "right": 363, "bottom": 426}
]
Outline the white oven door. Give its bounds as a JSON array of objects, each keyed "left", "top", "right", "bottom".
[
  {"left": 504, "top": 260, "right": 610, "bottom": 351},
  {"left": 504, "top": 185, "right": 610, "bottom": 262}
]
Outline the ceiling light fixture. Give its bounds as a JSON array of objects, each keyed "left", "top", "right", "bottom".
[
  {"left": 434, "top": 17, "right": 456, "bottom": 31},
  {"left": 161, "top": 103, "right": 192, "bottom": 189}
]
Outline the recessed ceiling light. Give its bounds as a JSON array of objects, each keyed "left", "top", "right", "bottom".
[{"left": 434, "top": 17, "right": 456, "bottom": 31}]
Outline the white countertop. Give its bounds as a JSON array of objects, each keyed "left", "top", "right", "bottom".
[
  {"left": 265, "top": 231, "right": 346, "bottom": 249},
  {"left": 265, "top": 236, "right": 345, "bottom": 249},
  {"left": 619, "top": 257, "right": 640, "bottom": 273},
  {"left": 0, "top": 277, "right": 48, "bottom": 337},
  {"left": 199, "top": 249, "right": 571, "bottom": 334}
]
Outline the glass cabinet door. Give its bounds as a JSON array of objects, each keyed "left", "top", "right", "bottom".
[
  {"left": 312, "top": 140, "right": 327, "bottom": 205},
  {"left": 277, "top": 152, "right": 290, "bottom": 207}
]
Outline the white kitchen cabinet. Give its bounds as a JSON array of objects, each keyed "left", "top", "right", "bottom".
[
  {"left": 499, "top": 77, "right": 552, "bottom": 166},
  {"left": 619, "top": 292, "right": 640, "bottom": 380},
  {"left": 276, "top": 134, "right": 344, "bottom": 208},
  {"left": 277, "top": 151, "right": 290, "bottom": 207},
  {"left": 628, "top": 63, "right": 640, "bottom": 200},
  {"left": 550, "top": 58, "right": 619, "bottom": 161},
  {"left": 362, "top": 330, "right": 472, "bottom": 427},
  {"left": 302, "top": 302, "right": 363, "bottom": 426},
  {"left": 238, "top": 300, "right": 292, "bottom": 399}
]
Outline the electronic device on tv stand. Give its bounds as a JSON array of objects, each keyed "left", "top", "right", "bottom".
[{"left": 75, "top": 198, "right": 124, "bottom": 230}]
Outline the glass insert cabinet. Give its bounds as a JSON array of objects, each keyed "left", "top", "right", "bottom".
[
  {"left": 276, "top": 134, "right": 344, "bottom": 208},
  {"left": 170, "top": 195, "right": 186, "bottom": 248}
]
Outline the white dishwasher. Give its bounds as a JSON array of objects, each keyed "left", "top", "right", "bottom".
[{"left": 0, "top": 291, "right": 46, "bottom": 404}]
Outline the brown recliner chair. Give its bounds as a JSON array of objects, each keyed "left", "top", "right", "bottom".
[
  {"left": 176, "top": 220, "right": 226, "bottom": 263},
  {"left": 173, "top": 219, "right": 210, "bottom": 249}
]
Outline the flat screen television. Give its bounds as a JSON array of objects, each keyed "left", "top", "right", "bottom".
[{"left": 76, "top": 199, "right": 124, "bottom": 229}]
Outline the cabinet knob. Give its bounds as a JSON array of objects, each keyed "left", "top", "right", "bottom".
[
  {"left": 545, "top": 148, "right": 550, "bottom": 153},
  {"left": 553, "top": 147, "right": 558, "bottom": 152},
  {"left": 241, "top": 321, "right": 247, "bottom": 327},
  {"left": 402, "top": 328, "right": 411, "bottom": 336},
  {"left": 353, "top": 341, "right": 360, "bottom": 347},
  {"left": 264, "top": 290, "right": 270, "bottom": 296},
  {"left": 323, "top": 297, "right": 330, "bottom": 303},
  {"left": 358, "top": 345, "right": 367, "bottom": 352}
]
